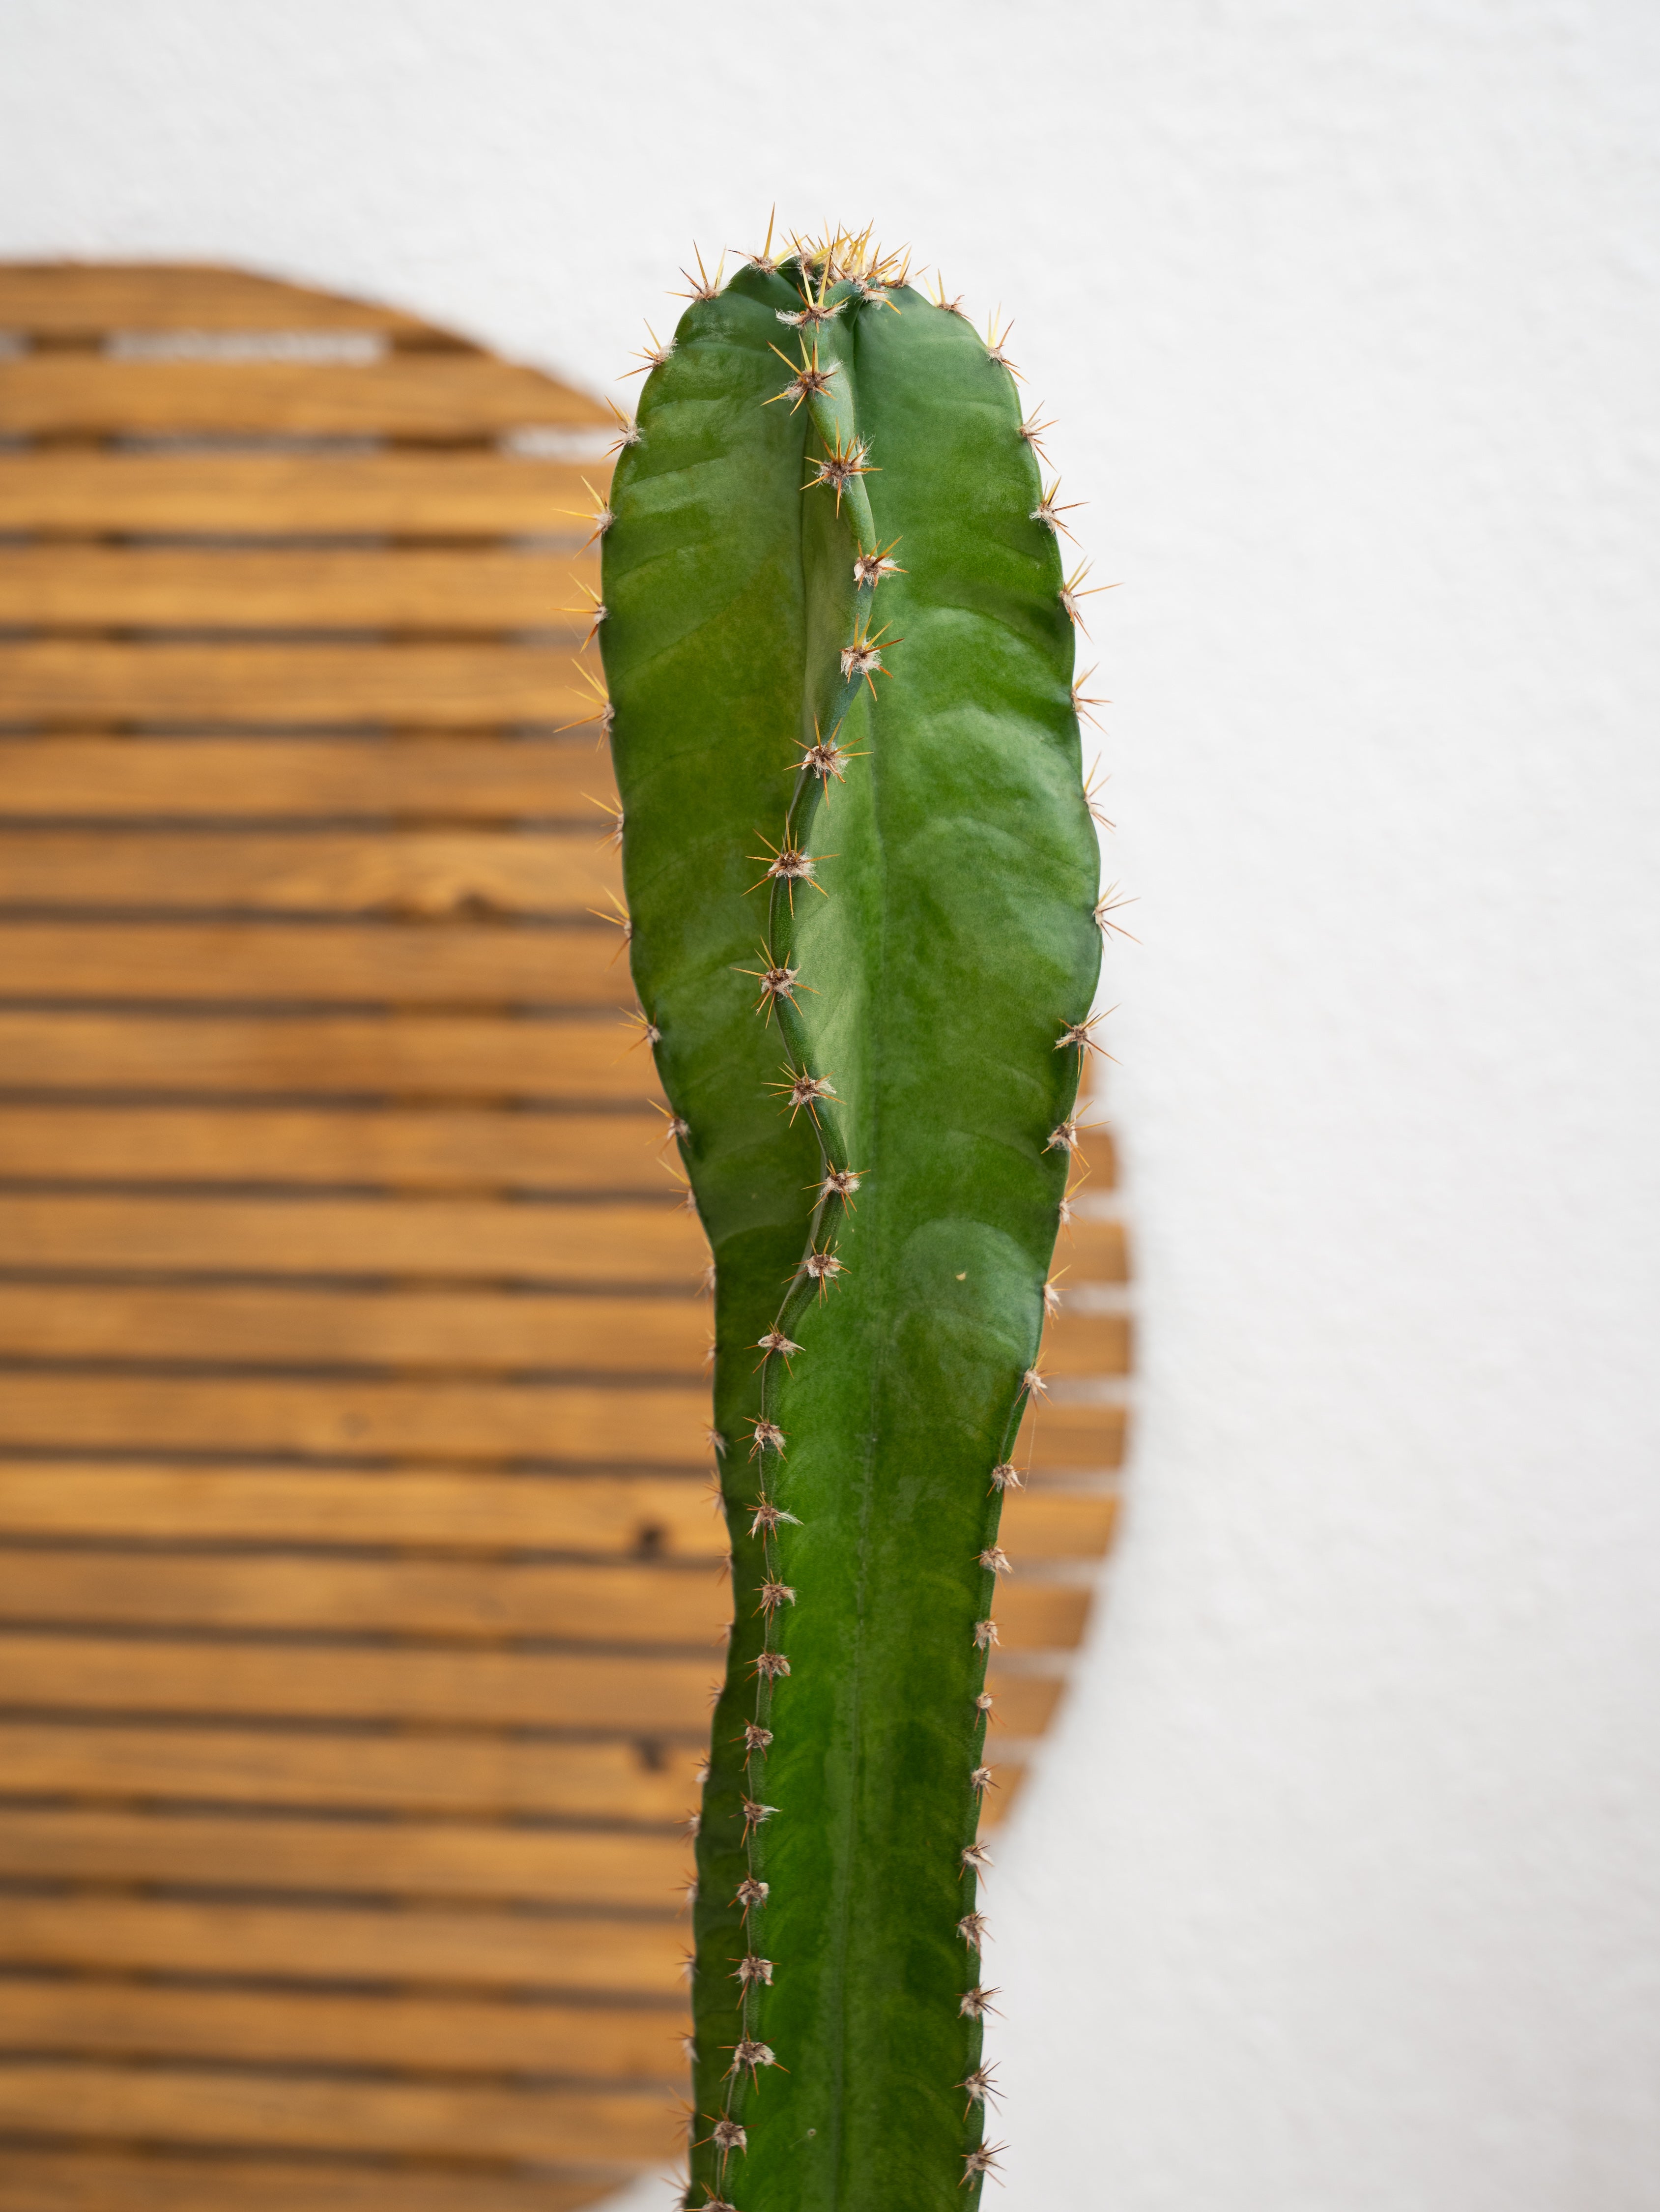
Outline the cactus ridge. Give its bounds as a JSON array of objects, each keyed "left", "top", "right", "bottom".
[{"left": 599, "top": 222, "right": 1105, "bottom": 2211}]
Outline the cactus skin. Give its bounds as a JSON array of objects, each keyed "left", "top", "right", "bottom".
[{"left": 599, "top": 233, "right": 1101, "bottom": 2212}]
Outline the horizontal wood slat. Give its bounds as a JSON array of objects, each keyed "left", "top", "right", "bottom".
[
  {"left": 0, "top": 1977, "right": 687, "bottom": 2080},
  {"left": 0, "top": 925, "right": 631, "bottom": 1012},
  {"left": 0, "top": 737, "right": 614, "bottom": 819},
  {"left": 0, "top": 1806, "right": 687, "bottom": 1909},
  {"left": 0, "top": 453, "right": 598, "bottom": 534},
  {"left": 0, "top": 643, "right": 594, "bottom": 725},
  {"left": 0, "top": 549, "right": 601, "bottom": 632},
  {"left": 0, "top": 2150, "right": 612, "bottom": 2212},
  {"left": 0, "top": 263, "right": 440, "bottom": 336},
  {"left": 0, "top": 357, "right": 609, "bottom": 437},
  {"left": 0, "top": 1721, "right": 706, "bottom": 1821},
  {"left": 0, "top": 1012, "right": 661, "bottom": 1101},
  {"left": 0, "top": 1281, "right": 1126, "bottom": 1378},
  {"left": 0, "top": 1551, "right": 1089, "bottom": 1653},
  {"left": 0, "top": 1633, "right": 1059, "bottom": 1736},
  {"left": 0, "top": 1462, "right": 1116, "bottom": 1559},
  {"left": 0, "top": 2060, "right": 678, "bottom": 2164},
  {"left": 0, "top": 1284, "right": 707, "bottom": 1370},
  {"left": 0, "top": 835, "right": 619, "bottom": 919},
  {"left": 0, "top": 1108, "right": 1112, "bottom": 1191},
  {"left": 0, "top": 1193, "right": 707, "bottom": 1284},
  {"left": 0, "top": 1373, "right": 710, "bottom": 1465}
]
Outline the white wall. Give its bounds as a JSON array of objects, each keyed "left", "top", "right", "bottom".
[{"left": 3, "top": 3, "right": 1656, "bottom": 2205}]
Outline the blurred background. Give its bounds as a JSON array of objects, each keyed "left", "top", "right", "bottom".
[{"left": 1, "top": 2, "right": 1656, "bottom": 2208}]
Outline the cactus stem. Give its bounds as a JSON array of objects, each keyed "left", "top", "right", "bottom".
[
  {"left": 853, "top": 537, "right": 906, "bottom": 588},
  {"left": 675, "top": 247, "right": 727, "bottom": 303},
  {"left": 765, "top": 334, "right": 841, "bottom": 410},
  {"left": 748, "top": 1418, "right": 786, "bottom": 1457},
  {"left": 625, "top": 323, "right": 676, "bottom": 376},
  {"left": 1030, "top": 477, "right": 1083, "bottom": 540},
  {"left": 840, "top": 617, "right": 899, "bottom": 693}
]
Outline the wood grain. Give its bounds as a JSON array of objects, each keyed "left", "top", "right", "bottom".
[
  {"left": 0, "top": 735, "right": 613, "bottom": 819},
  {"left": 0, "top": 1720, "right": 707, "bottom": 1820},
  {"left": 0, "top": 452, "right": 597, "bottom": 534},
  {"left": 0, "top": 2060, "right": 679, "bottom": 2163},
  {"left": 0, "top": 1011, "right": 659, "bottom": 1100},
  {"left": 0, "top": 1192, "right": 707, "bottom": 1284},
  {"left": 0, "top": 832, "right": 620, "bottom": 916},
  {"left": 0, "top": 1461, "right": 1116, "bottom": 1560},
  {"left": 0, "top": 1977, "right": 687, "bottom": 2079},
  {"left": 0, "top": 642, "right": 594, "bottom": 724},
  {"left": 0, "top": 263, "right": 440, "bottom": 336},
  {"left": 0, "top": 548, "right": 601, "bottom": 631},
  {"left": 0, "top": 1632, "right": 1058, "bottom": 1735}
]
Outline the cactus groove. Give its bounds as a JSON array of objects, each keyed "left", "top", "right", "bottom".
[{"left": 598, "top": 226, "right": 1104, "bottom": 2212}]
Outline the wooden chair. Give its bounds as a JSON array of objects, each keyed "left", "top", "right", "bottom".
[{"left": 0, "top": 262, "right": 1129, "bottom": 2212}]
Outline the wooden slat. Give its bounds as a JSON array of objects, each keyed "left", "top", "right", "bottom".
[
  {"left": 0, "top": 1373, "right": 709, "bottom": 1464},
  {"left": 0, "top": 1894, "right": 682, "bottom": 1999},
  {"left": 0, "top": 1721, "right": 706, "bottom": 1820},
  {"left": 0, "top": 1807, "right": 686, "bottom": 1909},
  {"left": 0, "top": 263, "right": 439, "bottom": 336},
  {"left": 0, "top": 2060, "right": 678, "bottom": 2163},
  {"left": 0, "top": 1284, "right": 705, "bottom": 1371},
  {"left": 0, "top": 1012, "right": 658, "bottom": 1100},
  {"left": 0, "top": 1281, "right": 1123, "bottom": 1378},
  {"left": 0, "top": 736, "right": 613, "bottom": 819},
  {"left": 0, "top": 1552, "right": 1088, "bottom": 1654},
  {"left": 0, "top": 453, "right": 595, "bottom": 534},
  {"left": 0, "top": 642, "right": 594, "bottom": 724},
  {"left": 1014, "top": 1395, "right": 1127, "bottom": 1470},
  {"left": 0, "top": 925, "right": 631, "bottom": 1012},
  {"left": 0, "top": 2149, "right": 611, "bottom": 2212},
  {"left": 0, "top": 1193, "right": 705, "bottom": 1284},
  {"left": 0, "top": 549, "right": 601, "bottom": 631},
  {"left": 0, "top": 834, "right": 618, "bottom": 918},
  {"left": 0, "top": 1106, "right": 1111, "bottom": 1192},
  {"left": 0, "top": 1462, "right": 1116, "bottom": 1560},
  {"left": 0, "top": 1977, "right": 687, "bottom": 2080},
  {"left": 0, "top": 1633, "right": 1057, "bottom": 1735}
]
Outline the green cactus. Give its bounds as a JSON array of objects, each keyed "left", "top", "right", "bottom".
[{"left": 596, "top": 225, "right": 1104, "bottom": 2212}]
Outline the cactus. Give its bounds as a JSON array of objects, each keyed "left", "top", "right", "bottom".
[{"left": 596, "top": 225, "right": 1104, "bottom": 2212}]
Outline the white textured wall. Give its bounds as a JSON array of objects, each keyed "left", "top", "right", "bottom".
[{"left": 3, "top": 3, "right": 1657, "bottom": 2205}]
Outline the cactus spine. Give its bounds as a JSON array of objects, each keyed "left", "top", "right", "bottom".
[{"left": 598, "top": 226, "right": 1103, "bottom": 2212}]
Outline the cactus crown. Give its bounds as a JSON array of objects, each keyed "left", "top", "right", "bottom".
[{"left": 599, "top": 223, "right": 1104, "bottom": 2211}]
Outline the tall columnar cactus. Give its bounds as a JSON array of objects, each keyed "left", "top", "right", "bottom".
[{"left": 597, "top": 226, "right": 1105, "bottom": 2212}]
